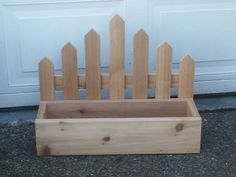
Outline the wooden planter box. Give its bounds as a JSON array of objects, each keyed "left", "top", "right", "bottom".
[
  {"left": 36, "top": 99, "right": 201, "bottom": 155},
  {"left": 36, "top": 15, "right": 202, "bottom": 155}
]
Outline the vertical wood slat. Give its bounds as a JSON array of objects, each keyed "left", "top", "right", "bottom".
[
  {"left": 178, "top": 55, "right": 195, "bottom": 98},
  {"left": 61, "top": 43, "right": 78, "bottom": 100},
  {"left": 109, "top": 15, "right": 125, "bottom": 99},
  {"left": 156, "top": 42, "right": 172, "bottom": 99},
  {"left": 85, "top": 29, "right": 101, "bottom": 99},
  {"left": 133, "top": 29, "right": 149, "bottom": 99},
  {"left": 39, "top": 57, "right": 55, "bottom": 100}
]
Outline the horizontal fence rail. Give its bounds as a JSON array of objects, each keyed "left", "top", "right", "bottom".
[{"left": 39, "top": 15, "right": 195, "bottom": 101}]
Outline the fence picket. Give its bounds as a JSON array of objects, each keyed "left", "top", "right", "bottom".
[
  {"left": 62, "top": 43, "right": 78, "bottom": 100},
  {"left": 85, "top": 29, "right": 101, "bottom": 99},
  {"left": 38, "top": 19, "right": 196, "bottom": 102},
  {"left": 39, "top": 57, "right": 55, "bottom": 100},
  {"left": 178, "top": 55, "right": 195, "bottom": 98},
  {"left": 156, "top": 42, "right": 172, "bottom": 99},
  {"left": 109, "top": 15, "right": 125, "bottom": 99},
  {"left": 133, "top": 29, "right": 148, "bottom": 99}
]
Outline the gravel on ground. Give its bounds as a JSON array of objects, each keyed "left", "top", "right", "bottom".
[{"left": 0, "top": 110, "right": 236, "bottom": 177}]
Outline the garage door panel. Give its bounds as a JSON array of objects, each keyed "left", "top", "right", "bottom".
[
  {"left": 0, "top": 0, "right": 124, "bottom": 95},
  {"left": 0, "top": 0, "right": 236, "bottom": 107}
]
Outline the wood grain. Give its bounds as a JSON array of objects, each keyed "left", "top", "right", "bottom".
[
  {"left": 156, "top": 42, "right": 172, "bottom": 99},
  {"left": 39, "top": 58, "right": 55, "bottom": 100},
  {"left": 178, "top": 55, "right": 195, "bottom": 98},
  {"left": 187, "top": 99, "right": 200, "bottom": 117},
  {"left": 133, "top": 29, "right": 149, "bottom": 99},
  {"left": 36, "top": 103, "right": 47, "bottom": 119},
  {"left": 55, "top": 74, "right": 179, "bottom": 90},
  {"left": 36, "top": 116, "right": 201, "bottom": 155},
  {"left": 36, "top": 16, "right": 201, "bottom": 156},
  {"left": 61, "top": 43, "right": 78, "bottom": 100},
  {"left": 85, "top": 29, "right": 101, "bottom": 99},
  {"left": 109, "top": 15, "right": 125, "bottom": 99},
  {"left": 42, "top": 99, "right": 188, "bottom": 119}
]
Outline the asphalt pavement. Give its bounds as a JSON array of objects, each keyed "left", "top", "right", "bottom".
[{"left": 0, "top": 109, "right": 235, "bottom": 177}]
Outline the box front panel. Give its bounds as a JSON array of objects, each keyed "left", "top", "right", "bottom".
[{"left": 36, "top": 117, "right": 201, "bottom": 155}]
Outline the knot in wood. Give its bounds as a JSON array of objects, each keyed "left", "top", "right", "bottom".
[{"left": 176, "top": 123, "right": 184, "bottom": 132}]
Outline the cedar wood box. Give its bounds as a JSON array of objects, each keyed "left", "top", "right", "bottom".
[{"left": 35, "top": 15, "right": 202, "bottom": 156}]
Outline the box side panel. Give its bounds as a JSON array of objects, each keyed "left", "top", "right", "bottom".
[
  {"left": 36, "top": 117, "right": 201, "bottom": 155},
  {"left": 36, "top": 103, "right": 47, "bottom": 119},
  {"left": 45, "top": 99, "right": 188, "bottom": 118},
  {"left": 186, "top": 100, "right": 201, "bottom": 117}
]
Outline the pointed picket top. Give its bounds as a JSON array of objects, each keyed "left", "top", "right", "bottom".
[
  {"left": 61, "top": 42, "right": 78, "bottom": 100},
  {"left": 180, "top": 55, "right": 195, "bottom": 64},
  {"left": 156, "top": 42, "right": 172, "bottom": 99},
  {"left": 62, "top": 42, "right": 76, "bottom": 53},
  {"left": 158, "top": 41, "right": 172, "bottom": 52},
  {"left": 133, "top": 29, "right": 149, "bottom": 99},
  {"left": 134, "top": 29, "right": 147, "bottom": 36},
  {"left": 85, "top": 28, "right": 101, "bottom": 99},
  {"left": 85, "top": 29, "right": 100, "bottom": 39},
  {"left": 39, "top": 57, "right": 55, "bottom": 101},
  {"left": 61, "top": 42, "right": 77, "bottom": 70},
  {"left": 134, "top": 29, "right": 148, "bottom": 41},
  {"left": 178, "top": 55, "right": 195, "bottom": 98},
  {"left": 39, "top": 57, "right": 53, "bottom": 67},
  {"left": 109, "top": 14, "right": 125, "bottom": 99},
  {"left": 110, "top": 14, "right": 124, "bottom": 25}
]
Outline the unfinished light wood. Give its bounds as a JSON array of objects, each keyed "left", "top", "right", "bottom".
[
  {"left": 39, "top": 58, "right": 55, "bottom": 100},
  {"left": 186, "top": 99, "right": 200, "bottom": 117},
  {"left": 156, "top": 42, "right": 172, "bottom": 99},
  {"left": 36, "top": 99, "right": 201, "bottom": 155},
  {"left": 37, "top": 16, "right": 201, "bottom": 156},
  {"left": 178, "top": 55, "right": 195, "bottom": 98},
  {"left": 62, "top": 43, "right": 78, "bottom": 100},
  {"left": 109, "top": 15, "right": 125, "bottom": 99},
  {"left": 55, "top": 74, "right": 179, "bottom": 90},
  {"left": 36, "top": 103, "right": 47, "bottom": 119},
  {"left": 85, "top": 29, "right": 101, "bottom": 99},
  {"left": 43, "top": 99, "right": 188, "bottom": 118},
  {"left": 133, "top": 29, "right": 149, "bottom": 99}
]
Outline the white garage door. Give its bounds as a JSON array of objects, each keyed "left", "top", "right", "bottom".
[{"left": 0, "top": 0, "right": 236, "bottom": 107}]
